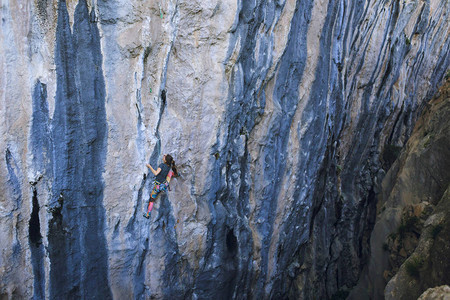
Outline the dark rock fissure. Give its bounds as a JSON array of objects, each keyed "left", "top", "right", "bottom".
[
  {"left": 28, "top": 187, "right": 45, "bottom": 300},
  {"left": 136, "top": 88, "right": 146, "bottom": 159},
  {"left": 226, "top": 228, "right": 238, "bottom": 254},
  {"left": 29, "top": 187, "right": 42, "bottom": 246}
]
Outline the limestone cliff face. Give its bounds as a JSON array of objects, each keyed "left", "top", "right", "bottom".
[{"left": 0, "top": 0, "right": 448, "bottom": 299}]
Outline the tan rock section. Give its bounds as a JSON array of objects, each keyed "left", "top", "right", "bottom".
[{"left": 418, "top": 285, "right": 450, "bottom": 300}]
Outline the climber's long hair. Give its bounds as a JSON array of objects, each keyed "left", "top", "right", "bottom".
[{"left": 164, "top": 154, "right": 178, "bottom": 177}]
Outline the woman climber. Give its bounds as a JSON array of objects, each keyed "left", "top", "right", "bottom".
[{"left": 144, "top": 154, "right": 178, "bottom": 218}]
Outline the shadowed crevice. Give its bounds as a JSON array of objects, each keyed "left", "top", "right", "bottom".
[{"left": 28, "top": 187, "right": 45, "bottom": 300}]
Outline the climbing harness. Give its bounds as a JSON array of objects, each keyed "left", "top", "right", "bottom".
[{"left": 150, "top": 179, "right": 169, "bottom": 199}]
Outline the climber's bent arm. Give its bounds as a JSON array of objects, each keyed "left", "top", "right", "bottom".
[{"left": 146, "top": 163, "right": 161, "bottom": 176}]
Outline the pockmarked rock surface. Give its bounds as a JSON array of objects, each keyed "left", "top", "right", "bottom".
[
  {"left": 0, "top": 0, "right": 448, "bottom": 299},
  {"left": 418, "top": 285, "right": 450, "bottom": 300}
]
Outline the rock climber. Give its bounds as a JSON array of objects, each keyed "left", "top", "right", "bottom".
[{"left": 144, "top": 154, "right": 178, "bottom": 218}]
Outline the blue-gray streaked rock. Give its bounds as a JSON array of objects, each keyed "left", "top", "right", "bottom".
[
  {"left": 0, "top": 0, "right": 448, "bottom": 299},
  {"left": 46, "top": 1, "right": 111, "bottom": 299}
]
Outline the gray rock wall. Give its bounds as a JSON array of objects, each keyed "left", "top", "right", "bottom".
[{"left": 0, "top": 0, "right": 448, "bottom": 299}]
